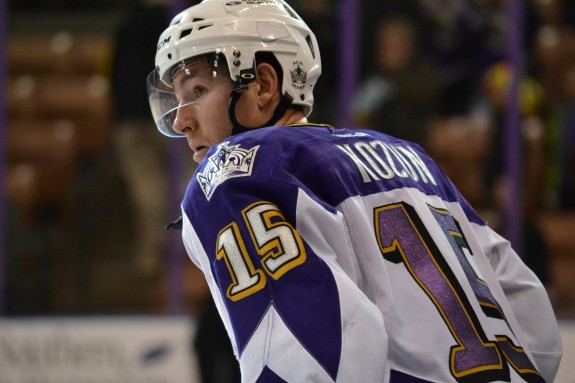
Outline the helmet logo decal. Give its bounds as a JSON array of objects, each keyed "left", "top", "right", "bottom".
[
  {"left": 290, "top": 61, "right": 307, "bottom": 90},
  {"left": 237, "top": 68, "right": 256, "bottom": 86},
  {"left": 197, "top": 142, "right": 260, "bottom": 201},
  {"left": 157, "top": 35, "right": 171, "bottom": 52}
]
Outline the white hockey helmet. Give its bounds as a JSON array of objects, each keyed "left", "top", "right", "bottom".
[{"left": 148, "top": 0, "right": 322, "bottom": 137}]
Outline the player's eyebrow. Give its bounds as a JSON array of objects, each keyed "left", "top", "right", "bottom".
[
  {"left": 171, "top": 63, "right": 203, "bottom": 90},
  {"left": 174, "top": 71, "right": 196, "bottom": 89}
]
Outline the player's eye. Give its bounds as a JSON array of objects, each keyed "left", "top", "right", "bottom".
[
  {"left": 191, "top": 87, "right": 207, "bottom": 100},
  {"left": 176, "top": 84, "right": 208, "bottom": 105},
  {"left": 181, "top": 82, "right": 208, "bottom": 102}
]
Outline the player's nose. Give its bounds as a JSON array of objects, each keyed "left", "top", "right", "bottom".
[{"left": 172, "top": 104, "right": 197, "bottom": 135}]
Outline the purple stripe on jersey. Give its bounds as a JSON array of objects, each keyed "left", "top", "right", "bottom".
[
  {"left": 256, "top": 366, "right": 288, "bottom": 382},
  {"left": 390, "top": 369, "right": 435, "bottom": 383},
  {"left": 266, "top": 242, "right": 343, "bottom": 380}
]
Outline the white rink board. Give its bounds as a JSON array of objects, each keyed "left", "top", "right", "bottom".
[
  {"left": 0, "top": 316, "right": 572, "bottom": 383},
  {"left": 0, "top": 316, "right": 200, "bottom": 383}
]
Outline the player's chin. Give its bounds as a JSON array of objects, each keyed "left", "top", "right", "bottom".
[{"left": 193, "top": 147, "right": 209, "bottom": 163}]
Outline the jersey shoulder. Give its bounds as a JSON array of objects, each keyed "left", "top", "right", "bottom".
[{"left": 189, "top": 125, "right": 484, "bottom": 225}]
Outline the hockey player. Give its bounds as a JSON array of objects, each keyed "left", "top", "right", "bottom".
[{"left": 146, "top": 0, "right": 563, "bottom": 381}]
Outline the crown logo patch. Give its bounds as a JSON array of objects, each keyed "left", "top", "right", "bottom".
[
  {"left": 290, "top": 61, "right": 307, "bottom": 90},
  {"left": 197, "top": 142, "right": 260, "bottom": 200}
]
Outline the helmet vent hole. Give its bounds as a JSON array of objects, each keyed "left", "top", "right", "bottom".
[
  {"left": 180, "top": 29, "right": 193, "bottom": 39},
  {"left": 192, "top": 17, "right": 205, "bottom": 22},
  {"left": 306, "top": 35, "right": 316, "bottom": 60},
  {"left": 198, "top": 24, "right": 214, "bottom": 31}
]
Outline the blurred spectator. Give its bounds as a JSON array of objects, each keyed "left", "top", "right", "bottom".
[
  {"left": 542, "top": 64, "right": 575, "bottom": 210},
  {"left": 351, "top": 15, "right": 439, "bottom": 147},
  {"left": 359, "top": 0, "right": 420, "bottom": 77},
  {"left": 531, "top": 0, "right": 575, "bottom": 106},
  {"left": 110, "top": 0, "right": 170, "bottom": 274},
  {"left": 414, "top": 0, "right": 543, "bottom": 117},
  {"left": 479, "top": 61, "right": 551, "bottom": 286},
  {"left": 530, "top": 0, "right": 575, "bottom": 209},
  {"left": 415, "top": 0, "right": 484, "bottom": 116},
  {"left": 473, "top": 0, "right": 509, "bottom": 70},
  {"left": 480, "top": 62, "right": 546, "bottom": 215}
]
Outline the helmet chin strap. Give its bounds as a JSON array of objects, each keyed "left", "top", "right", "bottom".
[{"left": 228, "top": 88, "right": 294, "bottom": 136}]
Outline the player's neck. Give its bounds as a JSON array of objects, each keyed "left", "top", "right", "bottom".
[{"left": 277, "top": 108, "right": 306, "bottom": 126}]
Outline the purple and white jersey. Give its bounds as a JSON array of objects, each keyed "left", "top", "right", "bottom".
[{"left": 181, "top": 125, "right": 562, "bottom": 383}]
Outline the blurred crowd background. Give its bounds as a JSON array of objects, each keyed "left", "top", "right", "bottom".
[
  {"left": 3, "top": 0, "right": 575, "bottom": 347},
  {"left": 4, "top": 0, "right": 575, "bottom": 381}
]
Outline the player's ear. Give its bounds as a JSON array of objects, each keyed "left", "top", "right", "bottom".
[{"left": 255, "top": 62, "right": 280, "bottom": 109}]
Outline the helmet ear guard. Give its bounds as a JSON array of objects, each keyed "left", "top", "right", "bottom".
[{"left": 148, "top": 0, "right": 321, "bottom": 136}]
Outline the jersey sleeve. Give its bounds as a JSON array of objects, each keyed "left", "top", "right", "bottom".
[
  {"left": 180, "top": 134, "right": 388, "bottom": 383},
  {"left": 476, "top": 224, "right": 563, "bottom": 382}
]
